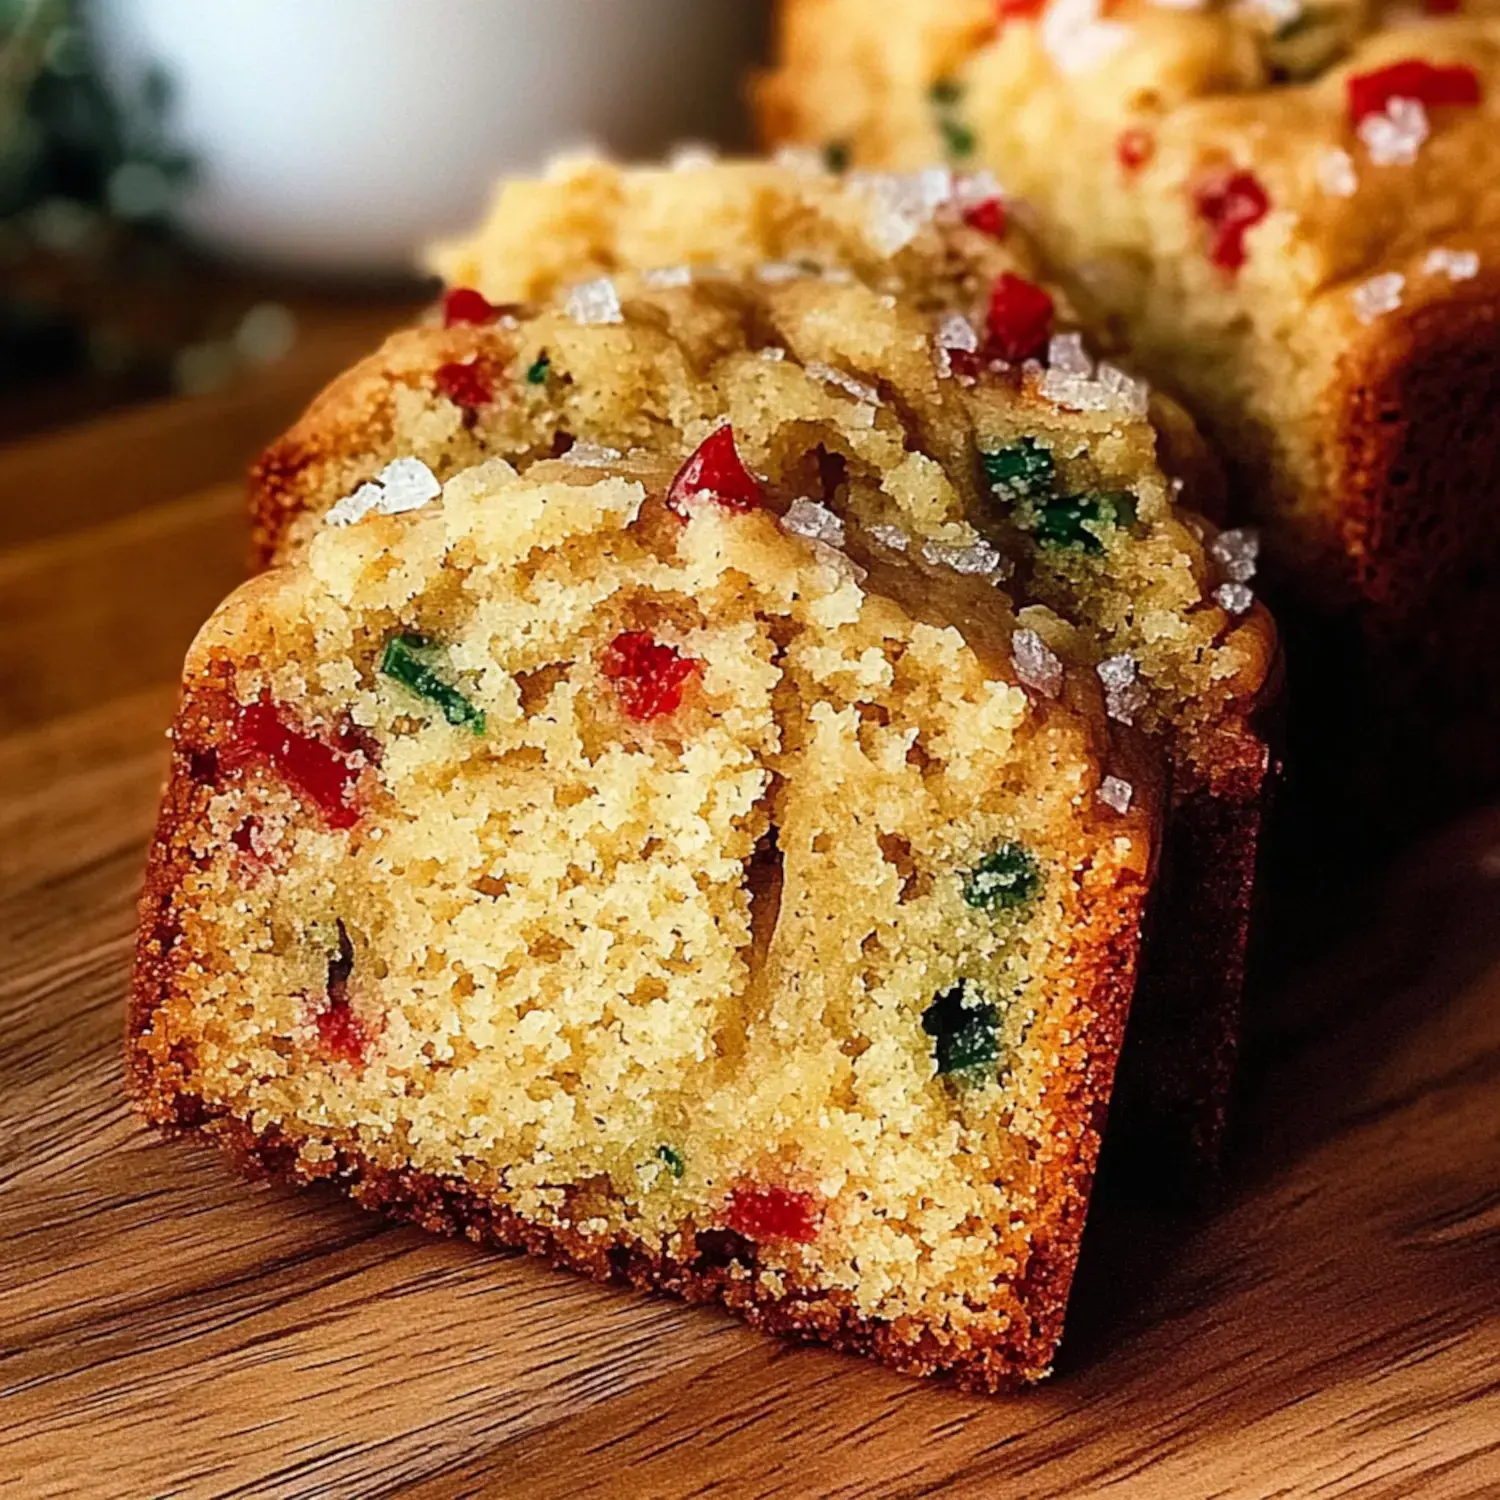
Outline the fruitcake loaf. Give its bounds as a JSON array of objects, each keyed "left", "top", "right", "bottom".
[
  {"left": 758, "top": 4, "right": 1500, "bottom": 817},
  {"left": 132, "top": 447, "right": 1160, "bottom": 1388},
  {"left": 252, "top": 158, "right": 1277, "bottom": 1176}
]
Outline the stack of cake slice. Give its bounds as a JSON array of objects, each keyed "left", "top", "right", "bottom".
[{"left": 130, "top": 160, "right": 1275, "bottom": 1386}]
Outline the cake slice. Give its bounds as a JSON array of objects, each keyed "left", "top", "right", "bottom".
[
  {"left": 131, "top": 450, "right": 1157, "bottom": 1388},
  {"left": 251, "top": 157, "right": 1277, "bottom": 1177},
  {"left": 758, "top": 4, "right": 1500, "bottom": 820}
]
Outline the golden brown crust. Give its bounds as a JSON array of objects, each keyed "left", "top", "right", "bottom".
[
  {"left": 1315, "top": 248, "right": 1500, "bottom": 612},
  {"left": 1314, "top": 255, "right": 1500, "bottom": 810},
  {"left": 129, "top": 662, "right": 1151, "bottom": 1390}
]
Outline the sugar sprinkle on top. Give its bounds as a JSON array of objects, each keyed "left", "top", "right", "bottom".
[
  {"left": 1209, "top": 526, "right": 1260, "bottom": 583},
  {"left": 935, "top": 312, "right": 979, "bottom": 353},
  {"left": 1358, "top": 97, "right": 1429, "bottom": 167},
  {"left": 1041, "top": 0, "right": 1131, "bottom": 76},
  {"left": 564, "top": 442, "right": 625, "bottom": 467},
  {"left": 326, "top": 457, "right": 441, "bottom": 528},
  {"left": 756, "top": 261, "right": 812, "bottom": 284},
  {"left": 1351, "top": 271, "right": 1405, "bottom": 323},
  {"left": 781, "top": 497, "right": 848, "bottom": 548},
  {"left": 806, "top": 361, "right": 883, "bottom": 408},
  {"left": 774, "top": 144, "right": 828, "bottom": 176},
  {"left": 1215, "top": 581, "right": 1255, "bottom": 615},
  {"left": 1424, "top": 246, "right": 1479, "bottom": 281},
  {"left": 566, "top": 277, "right": 624, "bottom": 326},
  {"left": 1097, "top": 653, "right": 1147, "bottom": 724},
  {"left": 922, "top": 535, "right": 1011, "bottom": 581},
  {"left": 1316, "top": 148, "right": 1358, "bottom": 198},
  {"left": 1047, "top": 332, "right": 1093, "bottom": 376},
  {"left": 850, "top": 167, "right": 954, "bottom": 254},
  {"left": 668, "top": 142, "right": 720, "bottom": 171},
  {"left": 1011, "top": 628, "right": 1064, "bottom": 698},
  {"left": 643, "top": 265, "right": 694, "bottom": 289},
  {"left": 866, "top": 522, "right": 910, "bottom": 553}
]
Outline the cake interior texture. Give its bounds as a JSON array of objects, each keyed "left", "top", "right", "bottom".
[
  {"left": 133, "top": 455, "right": 1153, "bottom": 1386},
  {"left": 250, "top": 158, "right": 1275, "bottom": 1176},
  {"left": 757, "top": 3, "right": 1500, "bottom": 812}
]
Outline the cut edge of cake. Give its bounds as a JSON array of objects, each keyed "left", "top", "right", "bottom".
[{"left": 131, "top": 452, "right": 1161, "bottom": 1389}]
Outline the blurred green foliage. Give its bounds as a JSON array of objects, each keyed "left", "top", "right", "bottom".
[{"left": 1, "top": 0, "right": 193, "bottom": 390}]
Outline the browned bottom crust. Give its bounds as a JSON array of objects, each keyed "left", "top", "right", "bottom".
[
  {"left": 130, "top": 1096, "right": 1090, "bottom": 1393},
  {"left": 127, "top": 669, "right": 1150, "bottom": 1392}
]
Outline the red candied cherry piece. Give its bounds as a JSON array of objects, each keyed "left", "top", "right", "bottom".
[
  {"left": 1116, "top": 126, "right": 1155, "bottom": 173},
  {"left": 726, "top": 1184, "right": 822, "bottom": 1244},
  {"left": 1192, "top": 169, "right": 1270, "bottom": 274},
  {"left": 313, "top": 921, "right": 367, "bottom": 1065},
  {"left": 435, "top": 357, "right": 496, "bottom": 410},
  {"left": 316, "top": 1000, "right": 366, "bottom": 1065},
  {"left": 1425, "top": 0, "right": 1461, "bottom": 11},
  {"left": 963, "top": 197, "right": 1007, "bottom": 238},
  {"left": 601, "top": 631, "right": 700, "bottom": 721},
  {"left": 983, "top": 272, "right": 1055, "bottom": 362},
  {"left": 223, "top": 698, "right": 363, "bottom": 828},
  {"left": 1347, "top": 59, "right": 1481, "bottom": 123},
  {"left": 994, "top": 0, "right": 1047, "bottom": 18},
  {"left": 666, "top": 425, "right": 762, "bottom": 517},
  {"left": 441, "top": 286, "right": 499, "bottom": 327}
]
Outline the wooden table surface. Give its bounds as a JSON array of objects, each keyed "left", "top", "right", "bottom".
[{"left": 4, "top": 349, "right": 1500, "bottom": 1500}]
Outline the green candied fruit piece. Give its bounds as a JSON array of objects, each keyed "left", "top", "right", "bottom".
[
  {"left": 962, "top": 841, "right": 1042, "bottom": 913},
  {"left": 525, "top": 353, "right": 551, "bottom": 385},
  {"left": 981, "top": 437, "right": 1055, "bottom": 501},
  {"left": 939, "top": 118, "right": 976, "bottom": 159},
  {"left": 380, "top": 634, "right": 486, "bottom": 734},
  {"left": 823, "top": 140, "right": 851, "bottom": 173},
  {"left": 922, "top": 980, "right": 1002, "bottom": 1077},
  {"left": 657, "top": 1144, "right": 686, "bottom": 1179},
  {"left": 1031, "top": 491, "right": 1138, "bottom": 554},
  {"left": 929, "top": 77, "right": 964, "bottom": 106}
]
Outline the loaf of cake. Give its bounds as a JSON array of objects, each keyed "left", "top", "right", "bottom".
[
  {"left": 252, "top": 158, "right": 1276, "bottom": 1175},
  {"left": 758, "top": 5, "right": 1500, "bottom": 815}
]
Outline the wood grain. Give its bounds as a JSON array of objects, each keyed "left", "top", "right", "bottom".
[{"left": 3, "top": 372, "right": 1500, "bottom": 1500}]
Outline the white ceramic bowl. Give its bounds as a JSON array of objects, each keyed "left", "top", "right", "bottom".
[{"left": 94, "top": 0, "right": 764, "bottom": 274}]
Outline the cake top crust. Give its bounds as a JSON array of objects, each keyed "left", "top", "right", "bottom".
[{"left": 257, "top": 157, "right": 1274, "bottom": 785}]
